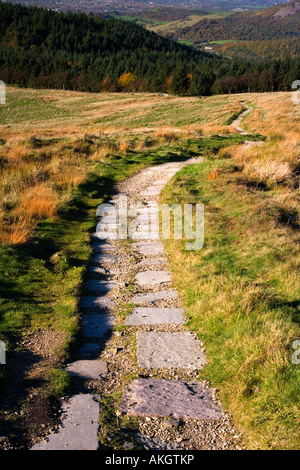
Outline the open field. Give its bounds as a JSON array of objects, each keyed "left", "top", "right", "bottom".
[
  {"left": 0, "top": 87, "right": 299, "bottom": 449},
  {"left": 116, "top": 10, "right": 233, "bottom": 36},
  {"left": 146, "top": 12, "right": 232, "bottom": 34}
]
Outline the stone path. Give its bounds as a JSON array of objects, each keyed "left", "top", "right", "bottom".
[
  {"left": 31, "top": 157, "right": 241, "bottom": 450},
  {"left": 231, "top": 102, "right": 252, "bottom": 135}
]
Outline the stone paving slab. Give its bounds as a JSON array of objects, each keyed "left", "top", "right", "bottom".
[
  {"left": 78, "top": 343, "right": 100, "bottom": 357},
  {"left": 137, "top": 332, "right": 206, "bottom": 369},
  {"left": 124, "top": 307, "right": 185, "bottom": 326},
  {"left": 98, "top": 216, "right": 119, "bottom": 224},
  {"left": 90, "top": 253, "right": 118, "bottom": 265},
  {"left": 31, "top": 394, "right": 101, "bottom": 450},
  {"left": 97, "top": 223, "right": 119, "bottom": 230},
  {"left": 135, "top": 271, "right": 171, "bottom": 286},
  {"left": 91, "top": 243, "right": 116, "bottom": 253},
  {"left": 131, "top": 233, "right": 160, "bottom": 242},
  {"left": 84, "top": 280, "right": 116, "bottom": 293},
  {"left": 137, "top": 258, "right": 167, "bottom": 268},
  {"left": 132, "top": 290, "right": 178, "bottom": 304},
  {"left": 133, "top": 242, "right": 164, "bottom": 256},
  {"left": 66, "top": 360, "right": 108, "bottom": 379},
  {"left": 81, "top": 296, "right": 114, "bottom": 310},
  {"left": 82, "top": 314, "right": 114, "bottom": 338},
  {"left": 88, "top": 266, "right": 122, "bottom": 275},
  {"left": 120, "top": 379, "right": 222, "bottom": 421}
]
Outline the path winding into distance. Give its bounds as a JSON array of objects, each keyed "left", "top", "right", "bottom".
[{"left": 31, "top": 101, "right": 261, "bottom": 450}]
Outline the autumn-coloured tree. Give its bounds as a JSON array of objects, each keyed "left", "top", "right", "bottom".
[{"left": 118, "top": 73, "right": 137, "bottom": 91}]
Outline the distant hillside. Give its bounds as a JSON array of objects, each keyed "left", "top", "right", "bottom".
[
  {"left": 0, "top": 2, "right": 228, "bottom": 95},
  {"left": 170, "top": 0, "right": 300, "bottom": 41},
  {"left": 0, "top": 2, "right": 299, "bottom": 95},
  {"left": 206, "top": 38, "right": 300, "bottom": 61}
]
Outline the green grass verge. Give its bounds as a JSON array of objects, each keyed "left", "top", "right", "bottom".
[{"left": 161, "top": 157, "right": 300, "bottom": 450}]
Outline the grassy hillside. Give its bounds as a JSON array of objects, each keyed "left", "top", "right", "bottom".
[
  {"left": 171, "top": 0, "right": 300, "bottom": 42},
  {"left": 206, "top": 37, "right": 300, "bottom": 60},
  {"left": 132, "top": 2, "right": 300, "bottom": 62},
  {"left": 0, "top": 87, "right": 299, "bottom": 449}
]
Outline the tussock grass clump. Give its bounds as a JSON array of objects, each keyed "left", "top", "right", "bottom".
[
  {"left": 222, "top": 137, "right": 298, "bottom": 188},
  {"left": 19, "top": 184, "right": 59, "bottom": 220},
  {"left": 0, "top": 215, "right": 37, "bottom": 245},
  {"left": 155, "top": 128, "right": 180, "bottom": 143},
  {"left": 243, "top": 159, "right": 293, "bottom": 186}
]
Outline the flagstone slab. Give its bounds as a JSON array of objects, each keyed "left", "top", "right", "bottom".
[
  {"left": 88, "top": 266, "right": 121, "bottom": 275},
  {"left": 133, "top": 242, "right": 164, "bottom": 256},
  {"left": 135, "top": 271, "right": 171, "bottom": 286},
  {"left": 137, "top": 258, "right": 167, "bottom": 268},
  {"left": 82, "top": 314, "right": 114, "bottom": 339},
  {"left": 78, "top": 343, "right": 100, "bottom": 357},
  {"left": 31, "top": 394, "right": 101, "bottom": 450},
  {"left": 91, "top": 243, "right": 116, "bottom": 253},
  {"left": 120, "top": 379, "right": 222, "bottom": 421},
  {"left": 81, "top": 296, "right": 114, "bottom": 310},
  {"left": 90, "top": 254, "right": 118, "bottom": 265},
  {"left": 84, "top": 280, "right": 116, "bottom": 293},
  {"left": 132, "top": 290, "right": 178, "bottom": 304},
  {"left": 137, "top": 332, "right": 206, "bottom": 369},
  {"left": 124, "top": 307, "right": 184, "bottom": 326},
  {"left": 66, "top": 360, "right": 108, "bottom": 379},
  {"left": 98, "top": 216, "right": 119, "bottom": 224}
]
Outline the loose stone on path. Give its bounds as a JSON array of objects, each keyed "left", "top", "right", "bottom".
[
  {"left": 124, "top": 307, "right": 185, "bottom": 326},
  {"left": 137, "top": 331, "right": 206, "bottom": 369},
  {"left": 120, "top": 379, "right": 222, "bottom": 421}
]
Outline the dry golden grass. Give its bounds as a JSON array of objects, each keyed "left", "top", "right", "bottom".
[
  {"left": 201, "top": 124, "right": 235, "bottom": 135},
  {"left": 18, "top": 184, "right": 59, "bottom": 220},
  {"left": 244, "top": 159, "right": 293, "bottom": 186},
  {"left": 0, "top": 215, "right": 37, "bottom": 245},
  {"left": 0, "top": 87, "right": 297, "bottom": 246},
  {"left": 154, "top": 128, "right": 180, "bottom": 143},
  {"left": 119, "top": 139, "right": 130, "bottom": 152}
]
